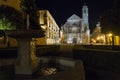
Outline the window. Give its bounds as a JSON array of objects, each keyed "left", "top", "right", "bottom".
[{"left": 84, "top": 10, "right": 86, "bottom": 13}]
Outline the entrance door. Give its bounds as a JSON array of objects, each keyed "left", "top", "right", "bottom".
[{"left": 73, "top": 38, "right": 77, "bottom": 43}]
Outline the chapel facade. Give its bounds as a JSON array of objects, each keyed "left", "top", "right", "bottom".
[{"left": 61, "top": 4, "right": 90, "bottom": 44}]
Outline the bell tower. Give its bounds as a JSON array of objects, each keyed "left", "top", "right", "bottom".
[{"left": 82, "top": 3, "right": 89, "bottom": 28}]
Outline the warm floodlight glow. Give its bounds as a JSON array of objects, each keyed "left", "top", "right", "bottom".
[
  {"left": 91, "top": 38, "right": 96, "bottom": 43},
  {"left": 41, "top": 25, "right": 46, "bottom": 30},
  {"left": 100, "top": 36, "right": 104, "bottom": 39},
  {"left": 97, "top": 37, "right": 100, "bottom": 40},
  {"left": 108, "top": 33, "right": 112, "bottom": 37}
]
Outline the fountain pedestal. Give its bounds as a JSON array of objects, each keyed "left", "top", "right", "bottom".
[
  {"left": 6, "top": 30, "right": 44, "bottom": 78},
  {"left": 15, "top": 38, "right": 37, "bottom": 75}
]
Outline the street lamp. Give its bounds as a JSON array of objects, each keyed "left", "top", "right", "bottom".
[{"left": 108, "top": 33, "right": 112, "bottom": 37}]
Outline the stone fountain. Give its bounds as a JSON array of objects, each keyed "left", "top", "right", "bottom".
[
  {"left": 5, "top": 29, "right": 44, "bottom": 78},
  {"left": 5, "top": 30, "right": 42, "bottom": 75},
  {"left": 0, "top": 0, "right": 45, "bottom": 78}
]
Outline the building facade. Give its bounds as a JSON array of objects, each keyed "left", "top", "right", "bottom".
[
  {"left": 61, "top": 4, "right": 90, "bottom": 44},
  {"left": 36, "top": 10, "right": 60, "bottom": 45}
]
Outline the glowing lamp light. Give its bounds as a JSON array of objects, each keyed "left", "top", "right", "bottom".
[
  {"left": 91, "top": 38, "right": 96, "bottom": 43},
  {"left": 41, "top": 25, "right": 46, "bottom": 30},
  {"left": 97, "top": 37, "right": 100, "bottom": 40},
  {"left": 108, "top": 33, "right": 112, "bottom": 37},
  {"left": 100, "top": 36, "right": 104, "bottom": 39}
]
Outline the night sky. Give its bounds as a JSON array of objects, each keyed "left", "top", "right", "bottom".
[{"left": 35, "top": 0, "right": 114, "bottom": 31}]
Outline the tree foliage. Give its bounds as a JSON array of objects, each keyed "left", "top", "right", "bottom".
[
  {"left": 92, "top": 26, "right": 101, "bottom": 39},
  {"left": 20, "top": 0, "right": 41, "bottom": 29},
  {"left": 100, "top": 0, "right": 120, "bottom": 35},
  {"left": 0, "top": 5, "right": 23, "bottom": 30},
  {"left": 0, "top": 1, "right": 44, "bottom": 37}
]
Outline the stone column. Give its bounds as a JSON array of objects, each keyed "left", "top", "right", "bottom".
[{"left": 15, "top": 38, "right": 39, "bottom": 76}]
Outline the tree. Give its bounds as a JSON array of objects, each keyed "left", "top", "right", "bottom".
[
  {"left": 20, "top": 0, "right": 42, "bottom": 29},
  {"left": 0, "top": 5, "right": 23, "bottom": 30},
  {"left": 100, "top": 0, "right": 120, "bottom": 35},
  {"left": 0, "top": 0, "right": 44, "bottom": 38},
  {"left": 100, "top": 0, "right": 120, "bottom": 45},
  {"left": 92, "top": 24, "right": 101, "bottom": 39}
]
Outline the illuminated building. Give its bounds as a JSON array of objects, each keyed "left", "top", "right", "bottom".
[
  {"left": 36, "top": 10, "right": 60, "bottom": 45},
  {"left": 0, "top": 9, "right": 60, "bottom": 46},
  {"left": 106, "top": 33, "right": 120, "bottom": 45},
  {"left": 61, "top": 4, "right": 90, "bottom": 44}
]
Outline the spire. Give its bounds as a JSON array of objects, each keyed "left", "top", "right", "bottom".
[
  {"left": 83, "top": 0, "right": 87, "bottom": 6},
  {"left": 82, "top": 2, "right": 88, "bottom": 9},
  {"left": 82, "top": 2, "right": 89, "bottom": 28}
]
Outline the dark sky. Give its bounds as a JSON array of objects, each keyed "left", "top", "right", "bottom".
[{"left": 35, "top": 0, "right": 114, "bottom": 31}]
